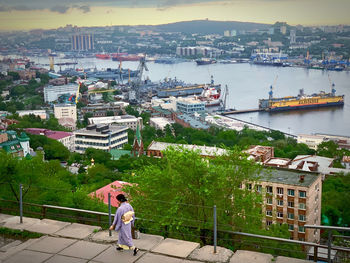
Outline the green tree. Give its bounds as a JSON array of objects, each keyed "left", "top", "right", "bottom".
[{"left": 124, "top": 147, "right": 264, "bottom": 244}]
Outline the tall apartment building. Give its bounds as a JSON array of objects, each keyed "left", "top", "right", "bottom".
[
  {"left": 71, "top": 34, "right": 94, "bottom": 51},
  {"left": 244, "top": 169, "right": 322, "bottom": 243},
  {"left": 74, "top": 124, "right": 128, "bottom": 153}
]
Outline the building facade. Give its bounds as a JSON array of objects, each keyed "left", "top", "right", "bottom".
[
  {"left": 176, "top": 98, "right": 205, "bottom": 114},
  {"left": 81, "top": 102, "right": 129, "bottom": 117},
  {"left": 88, "top": 115, "right": 142, "bottom": 131},
  {"left": 16, "top": 110, "right": 47, "bottom": 120},
  {"left": 44, "top": 84, "right": 79, "bottom": 103},
  {"left": 54, "top": 104, "right": 77, "bottom": 130},
  {"left": 0, "top": 131, "right": 30, "bottom": 157},
  {"left": 74, "top": 124, "right": 128, "bottom": 153},
  {"left": 71, "top": 34, "right": 94, "bottom": 51},
  {"left": 25, "top": 128, "right": 75, "bottom": 152},
  {"left": 243, "top": 169, "right": 322, "bottom": 243}
]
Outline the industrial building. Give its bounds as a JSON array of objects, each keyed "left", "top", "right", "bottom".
[{"left": 44, "top": 84, "right": 79, "bottom": 103}]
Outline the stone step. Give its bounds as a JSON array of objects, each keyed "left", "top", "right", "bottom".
[
  {"left": 0, "top": 237, "right": 42, "bottom": 262},
  {"left": 0, "top": 240, "right": 22, "bottom": 253}
]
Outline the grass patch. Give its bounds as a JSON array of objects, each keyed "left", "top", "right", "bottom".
[{"left": 0, "top": 227, "right": 43, "bottom": 240}]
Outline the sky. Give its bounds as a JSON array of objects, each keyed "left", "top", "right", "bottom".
[{"left": 0, "top": 0, "right": 349, "bottom": 31}]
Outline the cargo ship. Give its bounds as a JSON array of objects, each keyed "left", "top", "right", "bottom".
[
  {"left": 259, "top": 84, "right": 344, "bottom": 112},
  {"left": 112, "top": 53, "right": 143, "bottom": 61},
  {"left": 196, "top": 58, "right": 217, "bottom": 65},
  {"left": 95, "top": 54, "right": 110, "bottom": 60}
]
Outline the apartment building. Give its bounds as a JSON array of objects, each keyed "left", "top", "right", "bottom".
[
  {"left": 54, "top": 104, "right": 77, "bottom": 123},
  {"left": 244, "top": 169, "right": 322, "bottom": 243},
  {"left": 74, "top": 124, "right": 128, "bottom": 153}
]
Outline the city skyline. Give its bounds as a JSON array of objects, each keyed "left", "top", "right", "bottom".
[{"left": 0, "top": 0, "right": 349, "bottom": 31}]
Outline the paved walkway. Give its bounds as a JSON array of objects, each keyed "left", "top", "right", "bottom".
[{"left": 0, "top": 214, "right": 310, "bottom": 263}]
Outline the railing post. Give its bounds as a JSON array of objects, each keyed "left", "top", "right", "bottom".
[
  {"left": 313, "top": 246, "right": 318, "bottom": 262},
  {"left": 328, "top": 230, "right": 332, "bottom": 263},
  {"left": 213, "top": 205, "right": 217, "bottom": 254},
  {"left": 41, "top": 206, "right": 47, "bottom": 219},
  {"left": 19, "top": 184, "right": 23, "bottom": 224},
  {"left": 108, "top": 193, "right": 112, "bottom": 237}
]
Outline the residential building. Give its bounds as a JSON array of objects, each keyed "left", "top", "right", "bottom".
[
  {"left": 0, "top": 131, "right": 30, "bottom": 157},
  {"left": 150, "top": 117, "right": 174, "bottom": 130},
  {"left": 74, "top": 124, "right": 128, "bottom": 153},
  {"left": 16, "top": 110, "right": 47, "bottom": 120},
  {"left": 71, "top": 34, "right": 94, "bottom": 51},
  {"left": 25, "top": 128, "right": 75, "bottom": 152},
  {"left": 244, "top": 145, "right": 274, "bottom": 163},
  {"left": 252, "top": 169, "right": 322, "bottom": 242},
  {"left": 290, "top": 29, "right": 296, "bottom": 44},
  {"left": 289, "top": 155, "right": 349, "bottom": 175},
  {"left": 88, "top": 115, "right": 142, "bottom": 131},
  {"left": 297, "top": 134, "right": 325, "bottom": 150},
  {"left": 44, "top": 84, "right": 79, "bottom": 103},
  {"left": 54, "top": 104, "right": 77, "bottom": 123},
  {"left": 147, "top": 141, "right": 227, "bottom": 158},
  {"left": 176, "top": 98, "right": 205, "bottom": 114},
  {"left": 81, "top": 102, "right": 129, "bottom": 117},
  {"left": 342, "top": 156, "right": 350, "bottom": 169}
]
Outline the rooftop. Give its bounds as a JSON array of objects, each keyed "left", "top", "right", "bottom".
[
  {"left": 177, "top": 114, "right": 210, "bottom": 130},
  {"left": 74, "top": 124, "right": 128, "bottom": 136},
  {"left": 259, "top": 168, "right": 320, "bottom": 187}
]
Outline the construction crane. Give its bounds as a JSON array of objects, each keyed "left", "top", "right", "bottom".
[
  {"left": 49, "top": 55, "right": 55, "bottom": 72},
  {"left": 269, "top": 75, "right": 278, "bottom": 100},
  {"left": 327, "top": 74, "right": 336, "bottom": 96},
  {"left": 132, "top": 54, "right": 148, "bottom": 102}
]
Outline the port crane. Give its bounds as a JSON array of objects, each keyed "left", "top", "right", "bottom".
[{"left": 269, "top": 75, "right": 278, "bottom": 99}]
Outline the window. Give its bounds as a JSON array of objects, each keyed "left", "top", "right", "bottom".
[
  {"left": 288, "top": 189, "right": 295, "bottom": 196},
  {"left": 298, "top": 226, "right": 305, "bottom": 233},
  {"left": 266, "top": 186, "right": 273, "bottom": 194},
  {"left": 299, "top": 191, "right": 306, "bottom": 198},
  {"left": 266, "top": 220, "right": 272, "bottom": 226},
  {"left": 246, "top": 184, "right": 252, "bottom": 190},
  {"left": 277, "top": 212, "right": 283, "bottom": 218},
  {"left": 288, "top": 224, "right": 294, "bottom": 231},
  {"left": 266, "top": 197, "right": 273, "bottom": 205},
  {"left": 288, "top": 201, "right": 294, "bottom": 208},
  {"left": 287, "top": 213, "right": 294, "bottom": 220},
  {"left": 239, "top": 183, "right": 242, "bottom": 189},
  {"left": 277, "top": 200, "right": 284, "bottom": 206},
  {"left": 299, "top": 237, "right": 305, "bottom": 241},
  {"left": 299, "top": 203, "right": 306, "bottom": 210},
  {"left": 299, "top": 215, "right": 306, "bottom": 221},
  {"left": 277, "top": 187, "right": 284, "bottom": 195},
  {"left": 266, "top": 210, "right": 272, "bottom": 216},
  {"left": 256, "top": 185, "right": 262, "bottom": 193}
]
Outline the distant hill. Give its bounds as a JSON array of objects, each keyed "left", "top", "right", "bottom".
[{"left": 153, "top": 20, "right": 272, "bottom": 34}]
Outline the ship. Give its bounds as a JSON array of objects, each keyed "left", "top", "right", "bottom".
[
  {"left": 112, "top": 53, "right": 143, "bottom": 61},
  {"left": 251, "top": 52, "right": 288, "bottom": 67},
  {"left": 95, "top": 54, "right": 110, "bottom": 60},
  {"left": 259, "top": 84, "right": 344, "bottom": 112},
  {"left": 196, "top": 58, "right": 217, "bottom": 65},
  {"left": 195, "top": 86, "right": 221, "bottom": 107},
  {"left": 157, "top": 76, "right": 220, "bottom": 98}
]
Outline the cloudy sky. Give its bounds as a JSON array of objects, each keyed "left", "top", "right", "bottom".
[{"left": 0, "top": 0, "right": 349, "bottom": 31}]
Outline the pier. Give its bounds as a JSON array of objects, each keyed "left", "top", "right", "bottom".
[{"left": 220, "top": 108, "right": 264, "bottom": 115}]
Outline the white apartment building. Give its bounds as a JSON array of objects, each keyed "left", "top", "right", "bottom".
[
  {"left": 54, "top": 104, "right": 77, "bottom": 123},
  {"left": 16, "top": 110, "right": 47, "bottom": 120},
  {"left": 44, "top": 84, "right": 79, "bottom": 103},
  {"left": 176, "top": 98, "right": 205, "bottom": 114},
  {"left": 88, "top": 115, "right": 142, "bottom": 131},
  {"left": 74, "top": 124, "right": 128, "bottom": 153},
  {"left": 150, "top": 117, "right": 174, "bottom": 130},
  {"left": 297, "top": 134, "right": 325, "bottom": 150}
]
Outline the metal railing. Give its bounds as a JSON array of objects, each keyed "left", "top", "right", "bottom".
[{"left": 1, "top": 186, "right": 349, "bottom": 263}]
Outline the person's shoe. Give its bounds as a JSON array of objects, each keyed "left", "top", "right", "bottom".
[
  {"left": 133, "top": 247, "right": 139, "bottom": 256},
  {"left": 116, "top": 247, "right": 123, "bottom": 251}
]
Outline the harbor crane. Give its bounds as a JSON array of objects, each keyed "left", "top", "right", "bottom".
[{"left": 269, "top": 75, "right": 278, "bottom": 99}]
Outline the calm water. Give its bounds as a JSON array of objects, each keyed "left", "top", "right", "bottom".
[{"left": 41, "top": 57, "right": 350, "bottom": 136}]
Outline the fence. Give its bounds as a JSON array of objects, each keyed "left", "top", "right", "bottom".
[{"left": 0, "top": 183, "right": 349, "bottom": 262}]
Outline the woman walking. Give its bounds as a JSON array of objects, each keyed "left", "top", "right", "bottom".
[{"left": 109, "top": 194, "right": 139, "bottom": 256}]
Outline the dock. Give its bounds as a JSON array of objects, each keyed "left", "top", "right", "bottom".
[{"left": 220, "top": 108, "right": 264, "bottom": 115}]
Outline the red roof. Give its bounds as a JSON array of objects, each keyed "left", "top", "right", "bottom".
[
  {"left": 25, "top": 128, "right": 72, "bottom": 140},
  {"left": 89, "top": 180, "right": 131, "bottom": 207}
]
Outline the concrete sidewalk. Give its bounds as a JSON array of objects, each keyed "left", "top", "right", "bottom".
[{"left": 0, "top": 214, "right": 310, "bottom": 263}]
